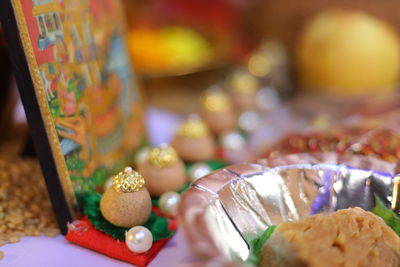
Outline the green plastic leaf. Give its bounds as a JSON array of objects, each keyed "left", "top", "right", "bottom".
[
  {"left": 247, "top": 225, "right": 277, "bottom": 266},
  {"left": 79, "top": 192, "right": 174, "bottom": 241},
  {"left": 372, "top": 196, "right": 400, "bottom": 236}
]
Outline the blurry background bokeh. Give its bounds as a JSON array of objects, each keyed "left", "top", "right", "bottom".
[
  {"left": 1, "top": 0, "right": 400, "bottom": 159},
  {"left": 120, "top": 0, "right": 400, "bottom": 112}
]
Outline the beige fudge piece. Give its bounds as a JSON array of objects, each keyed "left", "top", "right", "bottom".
[{"left": 260, "top": 207, "right": 400, "bottom": 267}]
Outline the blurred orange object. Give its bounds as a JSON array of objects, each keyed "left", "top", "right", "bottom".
[{"left": 127, "top": 27, "right": 168, "bottom": 73}]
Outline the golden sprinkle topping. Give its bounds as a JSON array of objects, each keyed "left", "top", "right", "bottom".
[
  {"left": 201, "top": 90, "right": 231, "bottom": 112},
  {"left": 176, "top": 116, "right": 209, "bottom": 138},
  {"left": 229, "top": 71, "right": 259, "bottom": 94},
  {"left": 112, "top": 167, "right": 145, "bottom": 193},
  {"left": 148, "top": 145, "right": 179, "bottom": 168}
]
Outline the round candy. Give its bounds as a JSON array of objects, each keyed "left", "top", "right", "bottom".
[
  {"left": 226, "top": 70, "right": 259, "bottom": 111},
  {"left": 159, "top": 191, "right": 181, "bottom": 217},
  {"left": 125, "top": 226, "right": 153, "bottom": 253},
  {"left": 139, "top": 161, "right": 186, "bottom": 197},
  {"left": 100, "top": 187, "right": 152, "bottom": 228},
  {"left": 100, "top": 167, "right": 152, "bottom": 228},
  {"left": 188, "top": 163, "right": 211, "bottom": 183},
  {"left": 138, "top": 145, "right": 186, "bottom": 197},
  {"left": 171, "top": 116, "right": 215, "bottom": 162},
  {"left": 200, "top": 88, "right": 236, "bottom": 134},
  {"left": 172, "top": 136, "right": 215, "bottom": 162}
]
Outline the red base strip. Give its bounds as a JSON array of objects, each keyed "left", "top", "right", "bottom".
[{"left": 66, "top": 217, "right": 175, "bottom": 267}]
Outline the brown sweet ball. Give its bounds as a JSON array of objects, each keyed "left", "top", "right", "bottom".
[
  {"left": 171, "top": 116, "right": 215, "bottom": 162},
  {"left": 226, "top": 70, "right": 259, "bottom": 111},
  {"left": 200, "top": 88, "right": 236, "bottom": 135},
  {"left": 138, "top": 145, "right": 186, "bottom": 197},
  {"left": 260, "top": 208, "right": 400, "bottom": 267},
  {"left": 100, "top": 167, "right": 152, "bottom": 228}
]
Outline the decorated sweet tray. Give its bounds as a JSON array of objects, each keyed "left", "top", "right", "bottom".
[{"left": 179, "top": 153, "right": 398, "bottom": 265}]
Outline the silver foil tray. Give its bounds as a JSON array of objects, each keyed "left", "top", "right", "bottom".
[{"left": 179, "top": 153, "right": 396, "bottom": 264}]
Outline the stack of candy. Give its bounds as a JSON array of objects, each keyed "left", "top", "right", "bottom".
[{"left": 66, "top": 41, "right": 293, "bottom": 266}]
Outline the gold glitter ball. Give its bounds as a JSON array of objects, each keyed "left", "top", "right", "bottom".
[
  {"left": 312, "top": 115, "right": 330, "bottom": 130},
  {"left": 392, "top": 176, "right": 400, "bottom": 213},
  {"left": 229, "top": 71, "right": 259, "bottom": 94},
  {"left": 201, "top": 90, "right": 231, "bottom": 112},
  {"left": 147, "top": 145, "right": 179, "bottom": 168},
  {"left": 112, "top": 167, "right": 145, "bottom": 193},
  {"left": 176, "top": 117, "right": 209, "bottom": 138}
]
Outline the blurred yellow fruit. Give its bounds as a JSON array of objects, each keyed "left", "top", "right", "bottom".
[
  {"left": 296, "top": 9, "right": 400, "bottom": 95},
  {"left": 127, "top": 26, "right": 213, "bottom": 74},
  {"left": 159, "top": 26, "right": 213, "bottom": 72}
]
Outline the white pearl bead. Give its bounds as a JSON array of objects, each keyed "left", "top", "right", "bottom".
[
  {"left": 188, "top": 163, "right": 211, "bottom": 183},
  {"left": 103, "top": 176, "right": 114, "bottom": 191},
  {"left": 124, "top": 166, "right": 133, "bottom": 173},
  {"left": 159, "top": 142, "right": 169, "bottom": 149},
  {"left": 159, "top": 192, "right": 181, "bottom": 217},
  {"left": 125, "top": 226, "right": 153, "bottom": 253},
  {"left": 220, "top": 131, "right": 246, "bottom": 151},
  {"left": 256, "top": 87, "right": 280, "bottom": 111},
  {"left": 135, "top": 147, "right": 151, "bottom": 165},
  {"left": 238, "top": 110, "right": 261, "bottom": 132},
  {"left": 220, "top": 131, "right": 247, "bottom": 163}
]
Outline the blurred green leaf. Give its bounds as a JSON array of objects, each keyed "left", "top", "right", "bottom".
[
  {"left": 372, "top": 196, "right": 400, "bottom": 236},
  {"left": 247, "top": 225, "right": 276, "bottom": 266}
]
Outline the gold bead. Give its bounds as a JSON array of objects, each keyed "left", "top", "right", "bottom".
[
  {"left": 229, "top": 71, "right": 258, "bottom": 94},
  {"left": 391, "top": 175, "right": 400, "bottom": 214},
  {"left": 176, "top": 116, "right": 209, "bottom": 139},
  {"left": 201, "top": 90, "right": 231, "bottom": 112},
  {"left": 312, "top": 115, "right": 330, "bottom": 130},
  {"left": 147, "top": 145, "right": 179, "bottom": 168},
  {"left": 112, "top": 167, "right": 145, "bottom": 193}
]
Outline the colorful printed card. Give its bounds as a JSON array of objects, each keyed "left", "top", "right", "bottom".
[{"left": 0, "top": 0, "right": 145, "bottom": 233}]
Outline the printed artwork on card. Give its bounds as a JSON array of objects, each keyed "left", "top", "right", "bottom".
[{"left": 1, "top": 0, "right": 145, "bottom": 226}]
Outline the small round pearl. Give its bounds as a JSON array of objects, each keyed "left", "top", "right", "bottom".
[
  {"left": 125, "top": 226, "right": 153, "bottom": 253},
  {"left": 103, "top": 176, "right": 114, "bottom": 191},
  {"left": 256, "top": 87, "right": 279, "bottom": 111},
  {"left": 188, "top": 163, "right": 211, "bottom": 183},
  {"left": 135, "top": 147, "right": 151, "bottom": 165},
  {"left": 220, "top": 131, "right": 246, "bottom": 152},
  {"left": 159, "top": 142, "right": 169, "bottom": 149},
  {"left": 220, "top": 131, "right": 247, "bottom": 163},
  {"left": 124, "top": 166, "right": 133, "bottom": 173},
  {"left": 238, "top": 110, "right": 260, "bottom": 132},
  {"left": 159, "top": 192, "right": 181, "bottom": 217}
]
